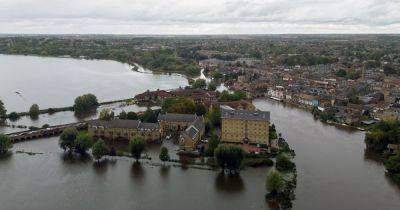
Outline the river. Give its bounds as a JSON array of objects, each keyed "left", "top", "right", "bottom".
[{"left": 253, "top": 99, "right": 400, "bottom": 209}]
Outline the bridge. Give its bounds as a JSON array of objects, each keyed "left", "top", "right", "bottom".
[{"left": 7, "top": 122, "right": 88, "bottom": 143}]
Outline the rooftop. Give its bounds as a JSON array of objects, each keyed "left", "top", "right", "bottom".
[
  {"left": 221, "top": 108, "right": 270, "bottom": 121},
  {"left": 158, "top": 113, "right": 198, "bottom": 122}
]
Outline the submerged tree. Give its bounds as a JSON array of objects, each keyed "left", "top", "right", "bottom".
[
  {"left": 73, "top": 93, "right": 99, "bottom": 113},
  {"left": 75, "top": 133, "right": 93, "bottom": 155},
  {"left": 59, "top": 127, "right": 78, "bottom": 152},
  {"left": 91, "top": 139, "right": 108, "bottom": 162},
  {"left": 0, "top": 100, "right": 6, "bottom": 119},
  {"left": 129, "top": 136, "right": 146, "bottom": 162},
  {"left": 29, "top": 104, "right": 40, "bottom": 119},
  {"left": 159, "top": 146, "right": 170, "bottom": 164},
  {"left": 265, "top": 170, "right": 285, "bottom": 196},
  {"left": 214, "top": 144, "right": 245, "bottom": 174},
  {"left": 0, "top": 134, "right": 12, "bottom": 155}
]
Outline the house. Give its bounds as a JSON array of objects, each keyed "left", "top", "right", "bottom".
[
  {"left": 134, "top": 89, "right": 173, "bottom": 103},
  {"left": 179, "top": 117, "right": 205, "bottom": 151},
  {"left": 157, "top": 113, "right": 199, "bottom": 137}
]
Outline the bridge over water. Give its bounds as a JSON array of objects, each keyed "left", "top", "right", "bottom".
[{"left": 7, "top": 122, "right": 87, "bottom": 143}]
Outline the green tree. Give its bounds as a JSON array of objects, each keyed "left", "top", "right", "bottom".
[
  {"left": 265, "top": 170, "right": 285, "bottom": 196},
  {"left": 92, "top": 139, "right": 108, "bottom": 161},
  {"left": 0, "top": 100, "right": 6, "bottom": 119},
  {"left": 162, "top": 97, "right": 196, "bottom": 114},
  {"left": 206, "top": 106, "right": 221, "bottom": 128},
  {"left": 59, "top": 127, "right": 78, "bottom": 152},
  {"left": 206, "top": 134, "right": 220, "bottom": 156},
  {"left": 7, "top": 112, "right": 19, "bottom": 121},
  {"left": 129, "top": 136, "right": 146, "bottom": 162},
  {"left": 192, "top": 79, "right": 207, "bottom": 89},
  {"left": 119, "top": 110, "right": 128, "bottom": 119},
  {"left": 139, "top": 109, "right": 159, "bottom": 123},
  {"left": 0, "top": 134, "right": 12, "bottom": 155},
  {"left": 75, "top": 133, "right": 93, "bottom": 155},
  {"left": 126, "top": 111, "right": 139, "bottom": 120},
  {"left": 29, "top": 104, "right": 40, "bottom": 118},
  {"left": 159, "top": 146, "right": 170, "bottom": 164},
  {"left": 195, "top": 104, "right": 207, "bottom": 116},
  {"left": 385, "top": 155, "right": 400, "bottom": 174},
  {"left": 73, "top": 93, "right": 99, "bottom": 113},
  {"left": 276, "top": 153, "right": 295, "bottom": 171},
  {"left": 214, "top": 145, "right": 245, "bottom": 173},
  {"left": 99, "top": 109, "right": 114, "bottom": 121},
  {"left": 207, "top": 80, "right": 217, "bottom": 91}
]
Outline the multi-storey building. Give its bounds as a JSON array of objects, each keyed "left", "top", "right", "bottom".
[{"left": 221, "top": 107, "right": 270, "bottom": 146}]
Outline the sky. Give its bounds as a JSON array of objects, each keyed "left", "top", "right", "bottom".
[{"left": 0, "top": 0, "right": 399, "bottom": 34}]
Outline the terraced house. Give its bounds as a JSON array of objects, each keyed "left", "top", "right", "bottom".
[
  {"left": 88, "top": 119, "right": 161, "bottom": 142},
  {"left": 221, "top": 107, "right": 270, "bottom": 146}
]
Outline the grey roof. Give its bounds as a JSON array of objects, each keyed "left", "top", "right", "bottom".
[
  {"left": 158, "top": 113, "right": 197, "bottom": 122},
  {"left": 221, "top": 108, "right": 270, "bottom": 121},
  {"left": 88, "top": 119, "right": 140, "bottom": 129},
  {"left": 139, "top": 123, "right": 160, "bottom": 130}
]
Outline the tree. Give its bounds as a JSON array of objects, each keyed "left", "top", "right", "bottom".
[
  {"left": 119, "top": 110, "right": 128, "bottom": 119},
  {"left": 99, "top": 109, "right": 114, "bottom": 121},
  {"left": 0, "top": 134, "right": 12, "bottom": 155},
  {"left": 385, "top": 155, "right": 400, "bottom": 174},
  {"left": 29, "top": 104, "right": 40, "bottom": 118},
  {"left": 129, "top": 136, "right": 146, "bottom": 162},
  {"left": 0, "top": 100, "right": 6, "bottom": 119},
  {"left": 162, "top": 97, "right": 196, "bottom": 114},
  {"left": 192, "top": 79, "right": 207, "bottom": 89},
  {"left": 265, "top": 170, "right": 285, "bottom": 196},
  {"left": 75, "top": 133, "right": 93, "bottom": 155},
  {"left": 159, "top": 146, "right": 170, "bottom": 163},
  {"left": 195, "top": 104, "right": 207, "bottom": 116},
  {"left": 207, "top": 80, "right": 217, "bottom": 91},
  {"left": 73, "top": 93, "right": 99, "bottom": 113},
  {"left": 126, "top": 111, "right": 139, "bottom": 120},
  {"left": 8, "top": 112, "right": 19, "bottom": 121},
  {"left": 206, "top": 106, "right": 221, "bottom": 128},
  {"left": 206, "top": 134, "right": 220, "bottom": 156},
  {"left": 91, "top": 139, "right": 108, "bottom": 161},
  {"left": 139, "top": 109, "right": 159, "bottom": 123},
  {"left": 214, "top": 145, "right": 245, "bottom": 174},
  {"left": 59, "top": 127, "right": 78, "bottom": 152},
  {"left": 276, "top": 153, "right": 295, "bottom": 171}
]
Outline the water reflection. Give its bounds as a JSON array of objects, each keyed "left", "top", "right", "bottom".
[
  {"left": 0, "top": 152, "right": 12, "bottom": 161},
  {"left": 131, "top": 162, "right": 145, "bottom": 181},
  {"left": 159, "top": 166, "right": 170, "bottom": 179},
  {"left": 93, "top": 160, "right": 109, "bottom": 175},
  {"left": 61, "top": 152, "right": 93, "bottom": 164},
  {"left": 215, "top": 172, "right": 245, "bottom": 193}
]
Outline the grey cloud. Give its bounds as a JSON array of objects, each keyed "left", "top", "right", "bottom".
[{"left": 0, "top": 0, "right": 398, "bottom": 34}]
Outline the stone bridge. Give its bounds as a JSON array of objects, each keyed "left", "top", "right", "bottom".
[{"left": 7, "top": 122, "right": 88, "bottom": 143}]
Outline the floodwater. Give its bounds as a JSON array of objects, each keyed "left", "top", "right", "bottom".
[
  {"left": 253, "top": 99, "right": 400, "bottom": 210},
  {"left": 0, "top": 54, "right": 187, "bottom": 133},
  {"left": 0, "top": 54, "right": 188, "bottom": 113}
]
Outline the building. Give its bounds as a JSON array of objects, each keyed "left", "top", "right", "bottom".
[
  {"left": 179, "top": 117, "right": 205, "bottom": 151},
  {"left": 88, "top": 119, "right": 161, "bottom": 142},
  {"left": 221, "top": 108, "right": 270, "bottom": 146},
  {"left": 157, "top": 113, "right": 199, "bottom": 137},
  {"left": 134, "top": 89, "right": 173, "bottom": 103}
]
